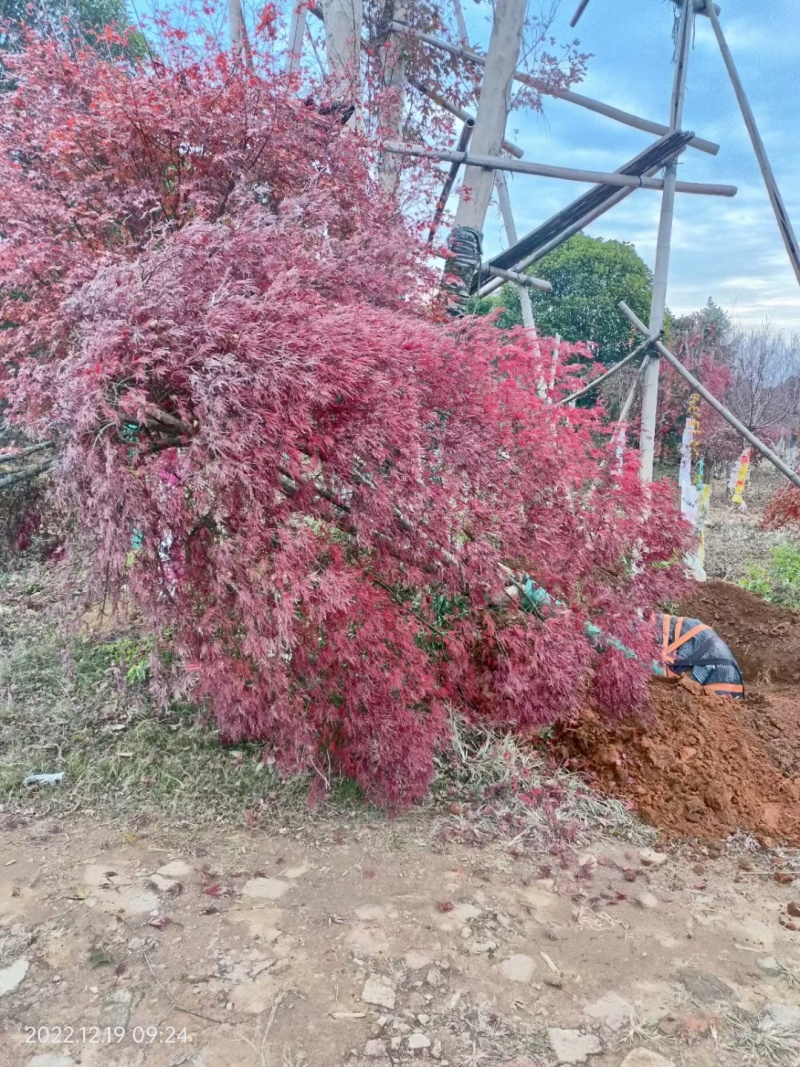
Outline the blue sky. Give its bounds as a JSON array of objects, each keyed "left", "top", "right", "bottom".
[{"left": 481, "top": 0, "right": 800, "bottom": 330}]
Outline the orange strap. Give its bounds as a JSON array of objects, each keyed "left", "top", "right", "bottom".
[
  {"left": 667, "top": 621, "right": 709, "bottom": 655},
  {"left": 705, "top": 682, "right": 744, "bottom": 695},
  {"left": 665, "top": 614, "right": 678, "bottom": 661}
]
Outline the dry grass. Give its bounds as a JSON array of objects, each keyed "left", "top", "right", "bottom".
[
  {"left": 1, "top": 557, "right": 655, "bottom": 854},
  {"left": 435, "top": 713, "right": 656, "bottom": 850},
  {"left": 720, "top": 1004, "right": 800, "bottom": 1066}
]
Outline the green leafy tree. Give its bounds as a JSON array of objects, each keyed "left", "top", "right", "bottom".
[
  {"left": 1, "top": 0, "right": 146, "bottom": 62},
  {"left": 490, "top": 233, "right": 654, "bottom": 365}
]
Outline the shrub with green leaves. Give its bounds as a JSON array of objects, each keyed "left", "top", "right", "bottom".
[{"left": 740, "top": 542, "right": 800, "bottom": 610}]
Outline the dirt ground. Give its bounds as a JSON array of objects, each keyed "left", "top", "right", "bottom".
[
  {"left": 555, "top": 575, "right": 800, "bottom": 847},
  {"left": 3, "top": 816, "right": 800, "bottom": 1067},
  {"left": 3, "top": 470, "right": 800, "bottom": 1066}
]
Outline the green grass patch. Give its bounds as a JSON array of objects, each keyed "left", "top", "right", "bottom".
[{"left": 740, "top": 541, "right": 800, "bottom": 611}]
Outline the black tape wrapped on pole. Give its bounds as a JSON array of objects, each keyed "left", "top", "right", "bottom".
[{"left": 442, "top": 227, "right": 483, "bottom": 317}]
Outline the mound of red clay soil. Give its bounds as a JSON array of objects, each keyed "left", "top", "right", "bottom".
[
  {"left": 679, "top": 579, "right": 800, "bottom": 685},
  {"left": 558, "top": 676, "right": 800, "bottom": 846}
]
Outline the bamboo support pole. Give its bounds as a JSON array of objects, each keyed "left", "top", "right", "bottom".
[
  {"left": 620, "top": 301, "right": 800, "bottom": 491},
  {"left": 639, "top": 0, "right": 694, "bottom": 483},
  {"left": 494, "top": 170, "right": 547, "bottom": 395},
  {"left": 390, "top": 20, "right": 720, "bottom": 156},
  {"left": 618, "top": 359, "right": 648, "bottom": 424},
  {"left": 406, "top": 78, "right": 523, "bottom": 157},
  {"left": 704, "top": 2, "right": 800, "bottom": 285},
  {"left": 558, "top": 332, "right": 660, "bottom": 406},
  {"left": 286, "top": 0, "right": 307, "bottom": 74},
  {"left": 452, "top": 0, "right": 527, "bottom": 235},
  {"left": 452, "top": 0, "right": 470, "bottom": 47},
  {"left": 569, "top": 0, "right": 592, "bottom": 28},
  {"left": 428, "top": 119, "right": 475, "bottom": 243},
  {"left": 478, "top": 185, "right": 636, "bottom": 298},
  {"left": 487, "top": 265, "right": 552, "bottom": 291},
  {"left": 494, "top": 172, "right": 541, "bottom": 321},
  {"left": 383, "top": 143, "right": 737, "bottom": 196}
]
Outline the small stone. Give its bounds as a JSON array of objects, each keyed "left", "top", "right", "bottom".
[
  {"left": 432, "top": 1039, "right": 442, "bottom": 1058},
  {"left": 498, "top": 954, "right": 536, "bottom": 984},
  {"left": 636, "top": 892, "right": 659, "bottom": 910},
  {"left": 676, "top": 968, "right": 733, "bottom": 1004},
  {"left": 83, "top": 864, "right": 117, "bottom": 887},
  {"left": 547, "top": 1028, "right": 602, "bottom": 1064},
  {"left": 0, "top": 957, "right": 29, "bottom": 997},
  {"left": 426, "top": 967, "right": 443, "bottom": 988},
  {"left": 417, "top": 1013, "right": 430, "bottom": 1025},
  {"left": 404, "top": 952, "right": 432, "bottom": 971},
  {"left": 757, "top": 957, "right": 781, "bottom": 975},
  {"left": 103, "top": 988, "right": 133, "bottom": 1029},
  {"left": 469, "top": 940, "right": 496, "bottom": 954},
  {"left": 774, "top": 872, "right": 794, "bottom": 885},
  {"left": 122, "top": 892, "right": 159, "bottom": 915},
  {"left": 786, "top": 901, "right": 800, "bottom": 917},
  {"left": 156, "top": 860, "right": 193, "bottom": 879},
  {"left": 149, "top": 874, "right": 178, "bottom": 892},
  {"left": 362, "top": 976, "right": 396, "bottom": 1010},
  {"left": 761, "top": 1001, "right": 800, "bottom": 1031},
  {"left": 242, "top": 877, "right": 290, "bottom": 901},
  {"left": 408, "top": 1033, "right": 431, "bottom": 1050},
  {"left": 284, "top": 862, "right": 311, "bottom": 879},
  {"left": 618, "top": 1052, "right": 675, "bottom": 1067},
  {"left": 27, "top": 1055, "right": 77, "bottom": 1067},
  {"left": 640, "top": 849, "right": 668, "bottom": 868},
  {"left": 364, "top": 1038, "right": 387, "bottom": 1058},
  {"left": 390, "top": 1037, "right": 402, "bottom": 1050},
  {"left": 583, "top": 991, "right": 635, "bottom": 1031}
]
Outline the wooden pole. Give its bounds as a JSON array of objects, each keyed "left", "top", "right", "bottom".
[
  {"left": 569, "top": 0, "right": 592, "bottom": 28},
  {"left": 452, "top": 0, "right": 527, "bottom": 236},
  {"left": 390, "top": 20, "right": 720, "bottom": 156},
  {"left": 428, "top": 119, "right": 475, "bottom": 243},
  {"left": 494, "top": 172, "right": 540, "bottom": 322},
  {"left": 322, "top": 0, "right": 363, "bottom": 114},
  {"left": 618, "top": 360, "right": 648, "bottom": 424},
  {"left": 494, "top": 170, "right": 548, "bottom": 396},
  {"left": 286, "top": 0, "right": 307, "bottom": 74},
  {"left": 383, "top": 143, "right": 737, "bottom": 196},
  {"left": 487, "top": 264, "right": 551, "bottom": 291},
  {"left": 406, "top": 77, "right": 523, "bottom": 157},
  {"left": 558, "top": 333, "right": 660, "bottom": 406},
  {"left": 228, "top": 0, "right": 253, "bottom": 67},
  {"left": 452, "top": 0, "right": 470, "bottom": 47},
  {"left": 639, "top": 0, "right": 694, "bottom": 483},
  {"left": 620, "top": 301, "right": 800, "bottom": 491},
  {"left": 704, "top": 2, "right": 800, "bottom": 285},
  {"left": 479, "top": 185, "right": 636, "bottom": 298}
]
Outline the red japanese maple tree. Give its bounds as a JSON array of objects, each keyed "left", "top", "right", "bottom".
[{"left": 0, "top": 33, "right": 688, "bottom": 807}]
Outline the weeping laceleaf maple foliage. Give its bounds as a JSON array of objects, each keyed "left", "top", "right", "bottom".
[{"left": 1, "top": 33, "right": 689, "bottom": 807}]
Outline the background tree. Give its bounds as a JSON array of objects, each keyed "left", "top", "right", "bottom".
[
  {"left": 725, "top": 323, "right": 800, "bottom": 441},
  {"left": 489, "top": 233, "right": 653, "bottom": 364},
  {"left": 655, "top": 297, "right": 736, "bottom": 467},
  {"left": 0, "top": 0, "right": 146, "bottom": 59}
]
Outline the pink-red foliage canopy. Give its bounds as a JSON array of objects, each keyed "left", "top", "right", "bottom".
[{"left": 0, "top": 35, "right": 688, "bottom": 807}]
